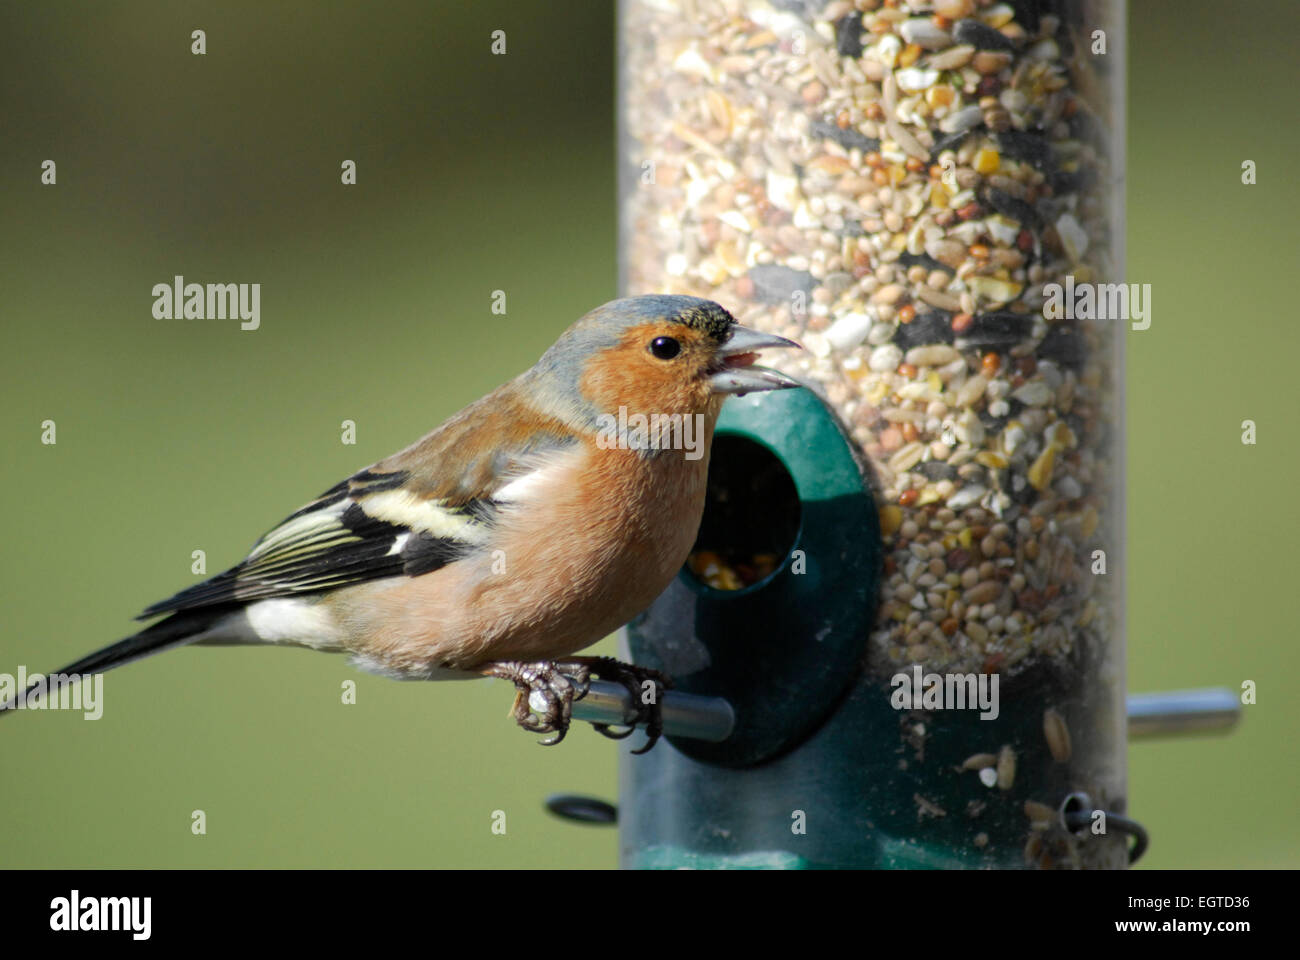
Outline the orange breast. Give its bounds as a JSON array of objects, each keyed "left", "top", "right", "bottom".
[{"left": 335, "top": 434, "right": 714, "bottom": 675}]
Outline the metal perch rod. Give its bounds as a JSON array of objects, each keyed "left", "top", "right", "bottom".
[
  {"left": 1126, "top": 687, "right": 1241, "bottom": 740},
  {"left": 569, "top": 684, "right": 1238, "bottom": 743},
  {"left": 572, "top": 681, "right": 735, "bottom": 743}
]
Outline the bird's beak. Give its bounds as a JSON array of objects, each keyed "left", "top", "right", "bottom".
[{"left": 709, "top": 325, "right": 803, "bottom": 395}]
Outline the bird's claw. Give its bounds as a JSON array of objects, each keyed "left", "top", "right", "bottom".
[
  {"left": 565, "top": 656, "right": 673, "bottom": 755},
  {"left": 483, "top": 656, "right": 672, "bottom": 752},
  {"left": 483, "top": 660, "right": 590, "bottom": 745}
]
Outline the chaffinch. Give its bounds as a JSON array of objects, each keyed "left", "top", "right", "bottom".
[{"left": 2, "top": 295, "right": 799, "bottom": 750}]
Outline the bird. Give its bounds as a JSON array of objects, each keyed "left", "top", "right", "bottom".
[{"left": 2, "top": 295, "right": 800, "bottom": 751}]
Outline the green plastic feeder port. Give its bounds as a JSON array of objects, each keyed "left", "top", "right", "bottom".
[{"left": 626, "top": 386, "right": 881, "bottom": 767}]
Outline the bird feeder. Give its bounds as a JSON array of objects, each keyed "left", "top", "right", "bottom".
[{"left": 558, "top": 0, "right": 1225, "bottom": 869}]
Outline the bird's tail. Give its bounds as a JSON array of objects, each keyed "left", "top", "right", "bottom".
[{"left": 0, "top": 608, "right": 227, "bottom": 717}]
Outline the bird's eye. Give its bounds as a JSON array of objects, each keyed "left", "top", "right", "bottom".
[{"left": 649, "top": 336, "right": 681, "bottom": 360}]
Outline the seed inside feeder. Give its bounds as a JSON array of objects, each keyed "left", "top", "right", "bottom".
[{"left": 687, "top": 435, "right": 800, "bottom": 591}]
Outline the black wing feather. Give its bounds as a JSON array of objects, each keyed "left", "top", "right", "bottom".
[{"left": 136, "top": 469, "right": 494, "bottom": 620}]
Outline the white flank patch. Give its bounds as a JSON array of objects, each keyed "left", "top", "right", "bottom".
[{"left": 245, "top": 598, "right": 343, "bottom": 649}]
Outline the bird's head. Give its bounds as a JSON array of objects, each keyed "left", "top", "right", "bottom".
[{"left": 526, "top": 296, "right": 802, "bottom": 430}]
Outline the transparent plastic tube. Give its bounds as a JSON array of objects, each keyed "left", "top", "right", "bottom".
[{"left": 620, "top": 0, "right": 1126, "bottom": 867}]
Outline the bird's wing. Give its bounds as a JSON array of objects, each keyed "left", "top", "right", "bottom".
[{"left": 137, "top": 393, "right": 579, "bottom": 620}]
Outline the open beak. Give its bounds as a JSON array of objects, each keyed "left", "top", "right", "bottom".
[{"left": 709, "top": 325, "right": 803, "bottom": 395}]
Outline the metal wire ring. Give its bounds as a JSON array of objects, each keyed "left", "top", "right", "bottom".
[{"left": 1060, "top": 792, "right": 1149, "bottom": 864}]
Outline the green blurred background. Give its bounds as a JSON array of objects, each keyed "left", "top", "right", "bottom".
[{"left": 1, "top": 1, "right": 1294, "bottom": 868}]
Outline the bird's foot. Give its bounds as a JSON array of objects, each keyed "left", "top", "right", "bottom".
[
  {"left": 559, "top": 656, "right": 673, "bottom": 755},
  {"left": 482, "top": 660, "right": 591, "bottom": 746},
  {"left": 482, "top": 657, "right": 673, "bottom": 752}
]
